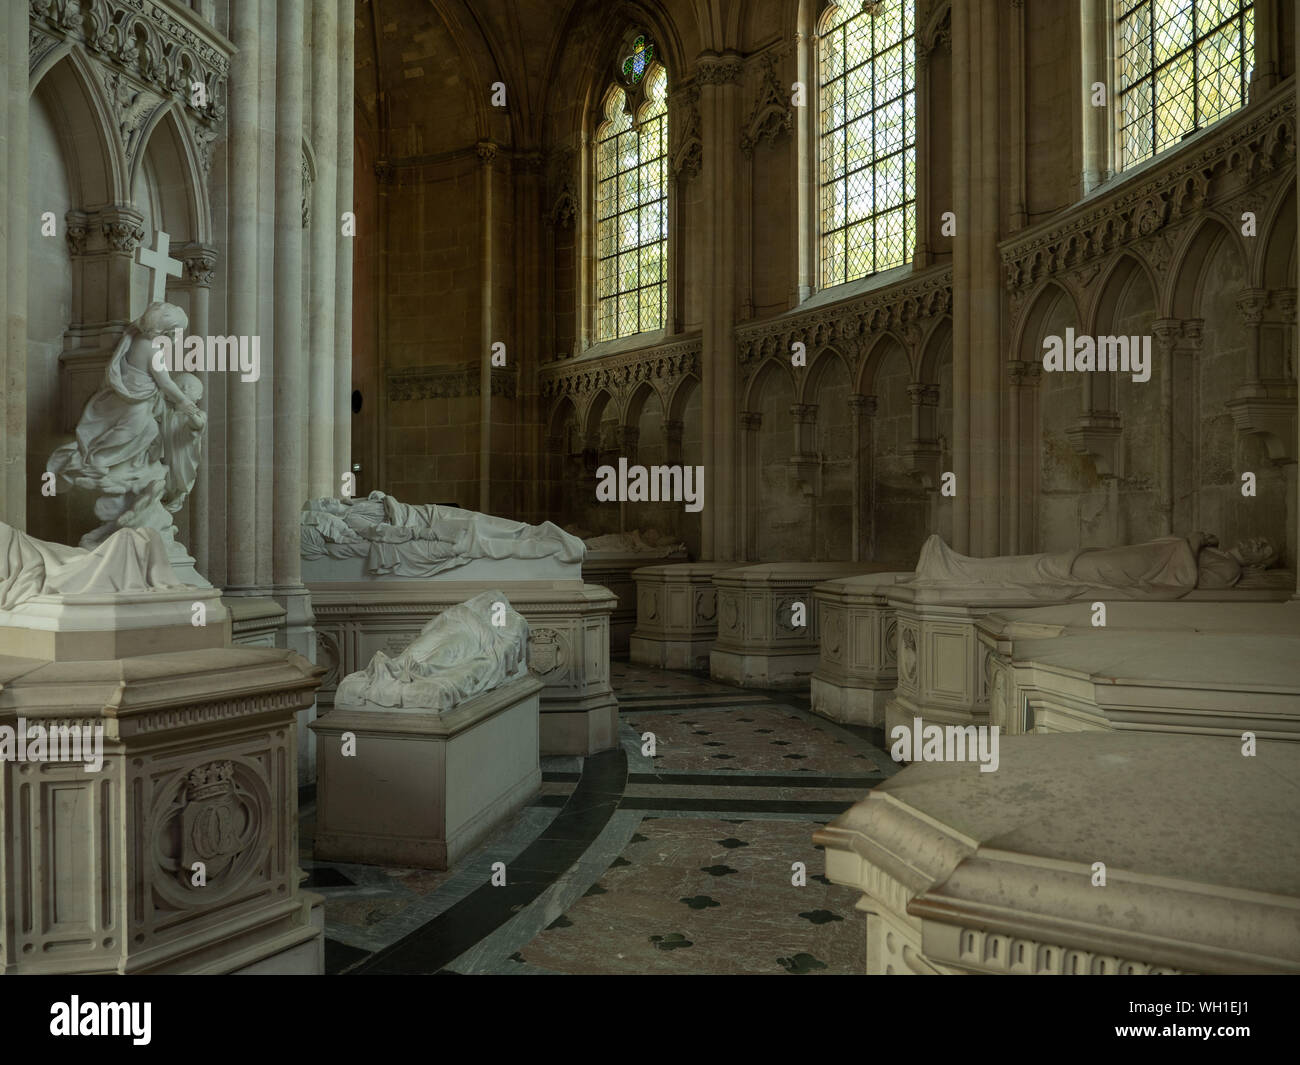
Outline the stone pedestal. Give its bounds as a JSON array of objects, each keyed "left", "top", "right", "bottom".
[
  {"left": 886, "top": 582, "right": 1298, "bottom": 737},
  {"left": 710, "top": 562, "right": 893, "bottom": 689},
  {"left": 0, "top": 644, "right": 324, "bottom": 974},
  {"left": 583, "top": 548, "right": 687, "bottom": 653},
  {"left": 816, "top": 733, "right": 1300, "bottom": 974},
  {"left": 977, "top": 598, "right": 1300, "bottom": 738},
  {"left": 809, "top": 572, "right": 911, "bottom": 726},
  {"left": 629, "top": 562, "right": 738, "bottom": 671},
  {"left": 309, "top": 579, "right": 617, "bottom": 756},
  {"left": 310, "top": 674, "right": 543, "bottom": 870}
]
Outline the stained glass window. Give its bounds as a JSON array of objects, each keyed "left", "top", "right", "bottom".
[
  {"left": 622, "top": 34, "right": 655, "bottom": 85},
  {"left": 819, "top": 0, "right": 916, "bottom": 288},
  {"left": 1117, "top": 1, "right": 1255, "bottom": 170},
  {"left": 596, "top": 64, "right": 668, "bottom": 342}
]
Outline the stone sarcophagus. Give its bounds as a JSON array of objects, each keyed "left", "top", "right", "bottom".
[
  {"left": 629, "top": 562, "right": 738, "bottom": 671},
  {"left": 710, "top": 562, "right": 895, "bottom": 689},
  {"left": 809, "top": 572, "right": 911, "bottom": 726},
  {"left": 0, "top": 645, "right": 324, "bottom": 975}
]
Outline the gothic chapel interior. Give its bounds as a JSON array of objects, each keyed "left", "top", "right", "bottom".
[{"left": 0, "top": 0, "right": 1297, "bottom": 982}]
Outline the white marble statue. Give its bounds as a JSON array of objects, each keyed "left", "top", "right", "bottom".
[
  {"left": 565, "top": 526, "right": 686, "bottom": 556},
  {"left": 46, "top": 302, "right": 208, "bottom": 586},
  {"left": 301, "top": 491, "right": 585, "bottom": 577},
  {"left": 912, "top": 532, "right": 1279, "bottom": 599},
  {"left": 0, "top": 521, "right": 185, "bottom": 612},
  {"left": 334, "top": 590, "right": 530, "bottom": 711}
]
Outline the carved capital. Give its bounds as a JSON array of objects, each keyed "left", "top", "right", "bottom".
[
  {"left": 695, "top": 53, "right": 743, "bottom": 85},
  {"left": 740, "top": 411, "right": 762, "bottom": 431},
  {"left": 789, "top": 403, "right": 818, "bottom": 424},
  {"left": 848, "top": 393, "right": 878, "bottom": 417},
  {"left": 476, "top": 140, "right": 498, "bottom": 165},
  {"left": 1236, "top": 288, "right": 1271, "bottom": 326}
]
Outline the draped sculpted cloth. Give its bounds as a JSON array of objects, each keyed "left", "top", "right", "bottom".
[
  {"left": 0, "top": 522, "right": 184, "bottom": 612},
  {"left": 334, "top": 591, "right": 530, "bottom": 711},
  {"left": 912, "top": 533, "right": 1262, "bottom": 600},
  {"left": 301, "top": 492, "right": 585, "bottom": 577}
]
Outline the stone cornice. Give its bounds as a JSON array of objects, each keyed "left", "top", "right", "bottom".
[
  {"left": 735, "top": 266, "right": 953, "bottom": 375},
  {"left": 1001, "top": 87, "right": 1296, "bottom": 300},
  {"left": 538, "top": 335, "right": 702, "bottom": 402},
  {"left": 387, "top": 363, "right": 518, "bottom": 402}
]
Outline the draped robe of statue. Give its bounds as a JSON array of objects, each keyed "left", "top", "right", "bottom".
[
  {"left": 334, "top": 591, "right": 530, "bottom": 711},
  {"left": 912, "top": 533, "right": 1268, "bottom": 600},
  {"left": 301, "top": 492, "right": 585, "bottom": 577},
  {"left": 0, "top": 522, "right": 184, "bottom": 612},
  {"left": 46, "top": 303, "right": 207, "bottom": 573}
]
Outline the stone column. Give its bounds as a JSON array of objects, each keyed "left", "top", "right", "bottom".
[
  {"left": 664, "top": 418, "right": 685, "bottom": 465},
  {"left": 477, "top": 141, "right": 496, "bottom": 514},
  {"left": 948, "top": 1, "right": 972, "bottom": 553},
  {"left": 308, "top": 0, "right": 339, "bottom": 499},
  {"left": 334, "top": 0, "right": 356, "bottom": 488},
  {"left": 226, "top": 0, "right": 261, "bottom": 591},
  {"left": 1006, "top": 360, "right": 1027, "bottom": 552},
  {"left": 792, "top": 30, "right": 815, "bottom": 303},
  {"left": 2, "top": 1, "right": 29, "bottom": 526},
  {"left": 99, "top": 207, "right": 145, "bottom": 321},
  {"left": 739, "top": 411, "right": 761, "bottom": 560},
  {"left": 1237, "top": 289, "right": 1270, "bottom": 396},
  {"left": 272, "top": 0, "right": 306, "bottom": 591},
  {"left": 849, "top": 394, "right": 876, "bottom": 562},
  {"left": 273, "top": 1, "right": 315, "bottom": 785},
  {"left": 1152, "top": 318, "right": 1181, "bottom": 535},
  {"left": 697, "top": 54, "right": 744, "bottom": 560},
  {"left": 181, "top": 245, "right": 218, "bottom": 579}
]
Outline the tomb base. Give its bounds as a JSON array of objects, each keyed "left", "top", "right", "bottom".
[
  {"left": 583, "top": 549, "right": 687, "bottom": 652},
  {"left": 809, "top": 572, "right": 911, "bottom": 726},
  {"left": 310, "top": 675, "right": 543, "bottom": 870},
  {"left": 978, "top": 599, "right": 1300, "bottom": 739},
  {"left": 816, "top": 733, "right": 1300, "bottom": 974},
  {"left": 309, "top": 579, "right": 616, "bottom": 756},
  {"left": 710, "top": 563, "right": 894, "bottom": 689},
  {"left": 0, "top": 645, "right": 324, "bottom": 974},
  {"left": 629, "top": 562, "right": 737, "bottom": 670}
]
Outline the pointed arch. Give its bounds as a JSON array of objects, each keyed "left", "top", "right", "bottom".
[
  {"left": 1012, "top": 281, "right": 1080, "bottom": 364},
  {"left": 916, "top": 317, "right": 953, "bottom": 386},
  {"left": 855, "top": 330, "right": 911, "bottom": 395},
  {"left": 1259, "top": 184, "right": 1297, "bottom": 290},
  {"left": 134, "top": 103, "right": 212, "bottom": 245},
  {"left": 1088, "top": 252, "right": 1157, "bottom": 336},
  {"left": 30, "top": 48, "right": 123, "bottom": 208},
  {"left": 801, "top": 345, "right": 852, "bottom": 404},
  {"left": 1168, "top": 216, "right": 1241, "bottom": 320},
  {"left": 742, "top": 356, "right": 798, "bottom": 411}
]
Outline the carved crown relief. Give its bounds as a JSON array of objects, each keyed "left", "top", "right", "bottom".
[{"left": 740, "top": 53, "right": 793, "bottom": 156}]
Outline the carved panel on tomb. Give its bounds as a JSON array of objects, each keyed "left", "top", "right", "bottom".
[
  {"left": 527, "top": 627, "right": 569, "bottom": 678},
  {"left": 150, "top": 756, "right": 272, "bottom": 911},
  {"left": 694, "top": 587, "right": 716, "bottom": 625}
]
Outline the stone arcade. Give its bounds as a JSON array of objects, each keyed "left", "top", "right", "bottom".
[{"left": 0, "top": 0, "right": 1297, "bottom": 979}]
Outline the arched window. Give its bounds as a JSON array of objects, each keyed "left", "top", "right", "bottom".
[
  {"left": 1116, "top": 1, "right": 1255, "bottom": 170},
  {"left": 819, "top": 0, "right": 916, "bottom": 289},
  {"left": 596, "top": 50, "right": 668, "bottom": 342}
]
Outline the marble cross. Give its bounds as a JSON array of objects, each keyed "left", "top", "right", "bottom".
[{"left": 138, "top": 230, "right": 183, "bottom": 303}]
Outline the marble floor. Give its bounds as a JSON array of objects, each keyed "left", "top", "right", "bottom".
[{"left": 302, "top": 660, "right": 899, "bottom": 975}]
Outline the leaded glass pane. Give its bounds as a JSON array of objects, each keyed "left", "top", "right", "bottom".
[
  {"left": 595, "top": 64, "right": 668, "bottom": 341},
  {"left": 819, "top": 0, "right": 916, "bottom": 287},
  {"left": 1117, "top": 1, "right": 1254, "bottom": 170}
]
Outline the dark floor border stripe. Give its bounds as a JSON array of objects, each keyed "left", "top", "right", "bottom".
[
  {"left": 349, "top": 746, "right": 628, "bottom": 975},
  {"left": 620, "top": 797, "right": 852, "bottom": 814},
  {"left": 541, "top": 771, "right": 582, "bottom": 782},
  {"left": 621, "top": 699, "right": 791, "bottom": 713},
  {"left": 626, "top": 772, "right": 884, "bottom": 788}
]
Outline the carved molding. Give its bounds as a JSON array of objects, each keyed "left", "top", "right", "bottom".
[
  {"left": 740, "top": 53, "right": 793, "bottom": 156},
  {"left": 549, "top": 147, "right": 578, "bottom": 227},
  {"left": 735, "top": 266, "right": 953, "bottom": 380},
  {"left": 539, "top": 336, "right": 702, "bottom": 405},
  {"left": 31, "top": 0, "right": 230, "bottom": 174},
  {"left": 669, "top": 85, "right": 703, "bottom": 181},
  {"left": 1002, "top": 93, "right": 1295, "bottom": 307},
  {"left": 387, "top": 363, "right": 518, "bottom": 402}
]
